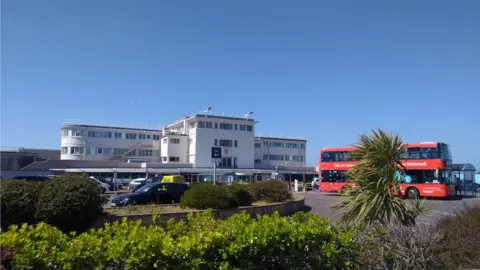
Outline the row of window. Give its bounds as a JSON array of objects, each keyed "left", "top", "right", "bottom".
[
  {"left": 262, "top": 154, "right": 305, "bottom": 162},
  {"left": 321, "top": 146, "right": 451, "bottom": 162},
  {"left": 162, "top": 156, "right": 180, "bottom": 162},
  {"left": 254, "top": 141, "right": 306, "bottom": 149},
  {"left": 196, "top": 121, "right": 253, "bottom": 132},
  {"left": 61, "top": 147, "right": 160, "bottom": 157},
  {"left": 214, "top": 139, "right": 238, "bottom": 148},
  {"left": 163, "top": 138, "right": 181, "bottom": 144},
  {"left": 62, "top": 129, "right": 161, "bottom": 140},
  {"left": 321, "top": 169, "right": 452, "bottom": 185}
]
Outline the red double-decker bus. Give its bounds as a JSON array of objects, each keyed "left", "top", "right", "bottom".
[{"left": 319, "top": 142, "right": 455, "bottom": 198}]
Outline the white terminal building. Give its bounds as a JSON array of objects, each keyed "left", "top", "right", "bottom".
[
  {"left": 61, "top": 113, "right": 307, "bottom": 169},
  {"left": 17, "top": 110, "right": 316, "bottom": 183}
]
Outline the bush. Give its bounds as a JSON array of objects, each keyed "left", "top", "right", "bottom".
[
  {"left": 0, "top": 211, "right": 357, "bottom": 269},
  {"left": 180, "top": 183, "right": 233, "bottom": 209},
  {"left": 35, "top": 173, "right": 105, "bottom": 232},
  {"left": 248, "top": 179, "right": 292, "bottom": 203},
  {"left": 226, "top": 184, "right": 253, "bottom": 207},
  {"left": 432, "top": 203, "right": 480, "bottom": 269},
  {"left": 348, "top": 222, "right": 440, "bottom": 270},
  {"left": 0, "top": 180, "right": 45, "bottom": 229}
]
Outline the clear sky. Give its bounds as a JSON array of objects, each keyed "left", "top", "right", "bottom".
[{"left": 1, "top": 0, "right": 479, "bottom": 167}]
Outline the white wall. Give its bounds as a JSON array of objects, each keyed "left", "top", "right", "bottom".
[
  {"left": 61, "top": 125, "right": 161, "bottom": 161},
  {"left": 190, "top": 116, "right": 255, "bottom": 168},
  {"left": 254, "top": 138, "right": 306, "bottom": 167},
  {"left": 160, "top": 135, "right": 189, "bottom": 164}
]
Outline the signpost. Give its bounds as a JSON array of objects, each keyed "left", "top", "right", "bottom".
[{"left": 211, "top": 147, "right": 222, "bottom": 185}]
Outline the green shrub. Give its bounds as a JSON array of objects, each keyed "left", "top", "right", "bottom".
[
  {"left": 180, "top": 183, "right": 233, "bottom": 209},
  {"left": 35, "top": 173, "right": 105, "bottom": 232},
  {"left": 248, "top": 179, "right": 291, "bottom": 203},
  {"left": 432, "top": 203, "right": 480, "bottom": 269},
  {"left": 226, "top": 184, "right": 253, "bottom": 207},
  {"left": 0, "top": 180, "right": 45, "bottom": 229},
  {"left": 0, "top": 211, "right": 357, "bottom": 269}
]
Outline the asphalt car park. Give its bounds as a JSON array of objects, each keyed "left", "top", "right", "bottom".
[{"left": 304, "top": 191, "right": 480, "bottom": 225}]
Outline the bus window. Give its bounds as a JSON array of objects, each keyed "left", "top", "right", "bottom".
[
  {"left": 439, "top": 143, "right": 452, "bottom": 161},
  {"left": 321, "top": 170, "right": 348, "bottom": 183},
  {"left": 407, "top": 148, "right": 421, "bottom": 159},
  {"left": 399, "top": 149, "right": 409, "bottom": 159},
  {"left": 421, "top": 147, "right": 440, "bottom": 159},
  {"left": 321, "top": 152, "right": 335, "bottom": 162}
]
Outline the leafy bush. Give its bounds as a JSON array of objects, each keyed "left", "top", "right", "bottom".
[
  {"left": 35, "top": 173, "right": 105, "bottom": 232},
  {"left": 348, "top": 222, "right": 440, "bottom": 270},
  {"left": 432, "top": 203, "right": 480, "bottom": 269},
  {"left": 0, "top": 180, "right": 45, "bottom": 229},
  {"left": 226, "top": 184, "right": 253, "bottom": 207},
  {"left": 180, "top": 183, "right": 233, "bottom": 209},
  {"left": 0, "top": 211, "right": 357, "bottom": 269},
  {"left": 248, "top": 179, "right": 292, "bottom": 203}
]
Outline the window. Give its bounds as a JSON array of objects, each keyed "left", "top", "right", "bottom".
[
  {"left": 126, "top": 133, "right": 137, "bottom": 140},
  {"left": 270, "top": 142, "right": 284, "bottom": 148},
  {"left": 321, "top": 152, "right": 334, "bottom": 162},
  {"left": 300, "top": 144, "right": 305, "bottom": 149},
  {"left": 214, "top": 139, "right": 218, "bottom": 146},
  {"left": 285, "top": 155, "right": 291, "bottom": 161},
  {"left": 206, "top": 122, "right": 213, "bottom": 128},
  {"left": 263, "top": 141, "right": 268, "bottom": 147},
  {"left": 169, "top": 156, "right": 179, "bottom": 162},
  {"left": 219, "top": 139, "right": 233, "bottom": 147},
  {"left": 246, "top": 125, "right": 253, "bottom": 132},
  {"left": 263, "top": 154, "right": 268, "bottom": 160},
  {"left": 234, "top": 140, "right": 238, "bottom": 147},
  {"left": 61, "top": 147, "right": 68, "bottom": 154},
  {"left": 220, "top": 123, "right": 233, "bottom": 130},
  {"left": 240, "top": 125, "right": 247, "bottom": 131},
  {"left": 72, "top": 130, "right": 83, "bottom": 137},
  {"left": 125, "top": 149, "right": 136, "bottom": 156},
  {"left": 254, "top": 143, "right": 261, "bottom": 148},
  {"left": 218, "top": 157, "right": 233, "bottom": 168},
  {"left": 86, "top": 148, "right": 91, "bottom": 155},
  {"left": 254, "top": 159, "right": 262, "bottom": 164},
  {"left": 147, "top": 134, "right": 151, "bottom": 140},
  {"left": 321, "top": 170, "right": 348, "bottom": 183},
  {"left": 269, "top": 155, "right": 284, "bottom": 161},
  {"left": 293, "top": 156, "right": 300, "bottom": 162},
  {"left": 88, "top": 131, "right": 112, "bottom": 138},
  {"left": 114, "top": 132, "right": 122, "bottom": 139},
  {"left": 198, "top": 121, "right": 206, "bottom": 128},
  {"left": 103, "top": 148, "right": 112, "bottom": 155},
  {"left": 139, "top": 134, "right": 147, "bottom": 140},
  {"left": 70, "top": 147, "right": 84, "bottom": 155},
  {"left": 114, "top": 148, "right": 127, "bottom": 156},
  {"left": 139, "top": 149, "right": 153, "bottom": 156},
  {"left": 407, "top": 148, "right": 421, "bottom": 159},
  {"left": 214, "top": 123, "right": 218, "bottom": 129},
  {"left": 162, "top": 157, "right": 167, "bottom": 162},
  {"left": 439, "top": 143, "right": 452, "bottom": 161},
  {"left": 421, "top": 147, "right": 440, "bottom": 159},
  {"left": 96, "top": 148, "right": 103, "bottom": 154},
  {"left": 170, "top": 138, "right": 180, "bottom": 144},
  {"left": 62, "top": 129, "right": 70, "bottom": 137},
  {"left": 153, "top": 135, "right": 160, "bottom": 140},
  {"left": 235, "top": 124, "right": 238, "bottom": 130}
]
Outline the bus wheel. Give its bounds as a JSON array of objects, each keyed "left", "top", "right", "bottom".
[{"left": 406, "top": 187, "right": 419, "bottom": 200}]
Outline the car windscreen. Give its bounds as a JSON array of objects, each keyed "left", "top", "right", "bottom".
[{"left": 134, "top": 183, "right": 157, "bottom": 193}]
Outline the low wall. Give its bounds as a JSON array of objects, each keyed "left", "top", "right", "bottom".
[{"left": 92, "top": 198, "right": 306, "bottom": 228}]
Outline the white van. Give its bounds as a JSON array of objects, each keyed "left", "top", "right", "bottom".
[{"left": 89, "top": 176, "right": 111, "bottom": 193}]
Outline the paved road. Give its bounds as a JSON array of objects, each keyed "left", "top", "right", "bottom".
[{"left": 304, "top": 192, "right": 480, "bottom": 225}]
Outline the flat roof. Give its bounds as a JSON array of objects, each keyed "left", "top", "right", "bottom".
[
  {"left": 194, "top": 114, "right": 255, "bottom": 122},
  {"left": 255, "top": 136, "right": 307, "bottom": 142},
  {"left": 62, "top": 124, "right": 161, "bottom": 132}
]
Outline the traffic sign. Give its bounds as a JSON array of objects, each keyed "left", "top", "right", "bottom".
[{"left": 211, "top": 147, "right": 222, "bottom": 159}]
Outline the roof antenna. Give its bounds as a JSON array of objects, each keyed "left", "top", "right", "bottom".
[{"left": 243, "top": 111, "right": 253, "bottom": 120}]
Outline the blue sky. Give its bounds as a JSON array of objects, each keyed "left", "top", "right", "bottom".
[{"left": 1, "top": 0, "right": 479, "bottom": 167}]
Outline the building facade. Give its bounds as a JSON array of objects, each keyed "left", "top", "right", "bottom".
[{"left": 61, "top": 114, "right": 306, "bottom": 169}]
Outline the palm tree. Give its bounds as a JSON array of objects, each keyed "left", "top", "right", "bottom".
[{"left": 334, "top": 129, "right": 427, "bottom": 226}]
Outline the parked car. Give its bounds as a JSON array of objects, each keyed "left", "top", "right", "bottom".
[
  {"left": 89, "top": 176, "right": 111, "bottom": 193},
  {"left": 12, "top": 176, "right": 50, "bottom": 182},
  {"left": 111, "top": 182, "right": 188, "bottom": 207},
  {"left": 128, "top": 178, "right": 148, "bottom": 190}
]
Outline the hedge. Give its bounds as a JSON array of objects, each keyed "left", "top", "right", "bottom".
[
  {"left": 180, "top": 183, "right": 234, "bottom": 209},
  {"left": 0, "top": 211, "right": 357, "bottom": 269},
  {"left": 248, "top": 179, "right": 292, "bottom": 203},
  {"left": 0, "top": 173, "right": 105, "bottom": 233}
]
